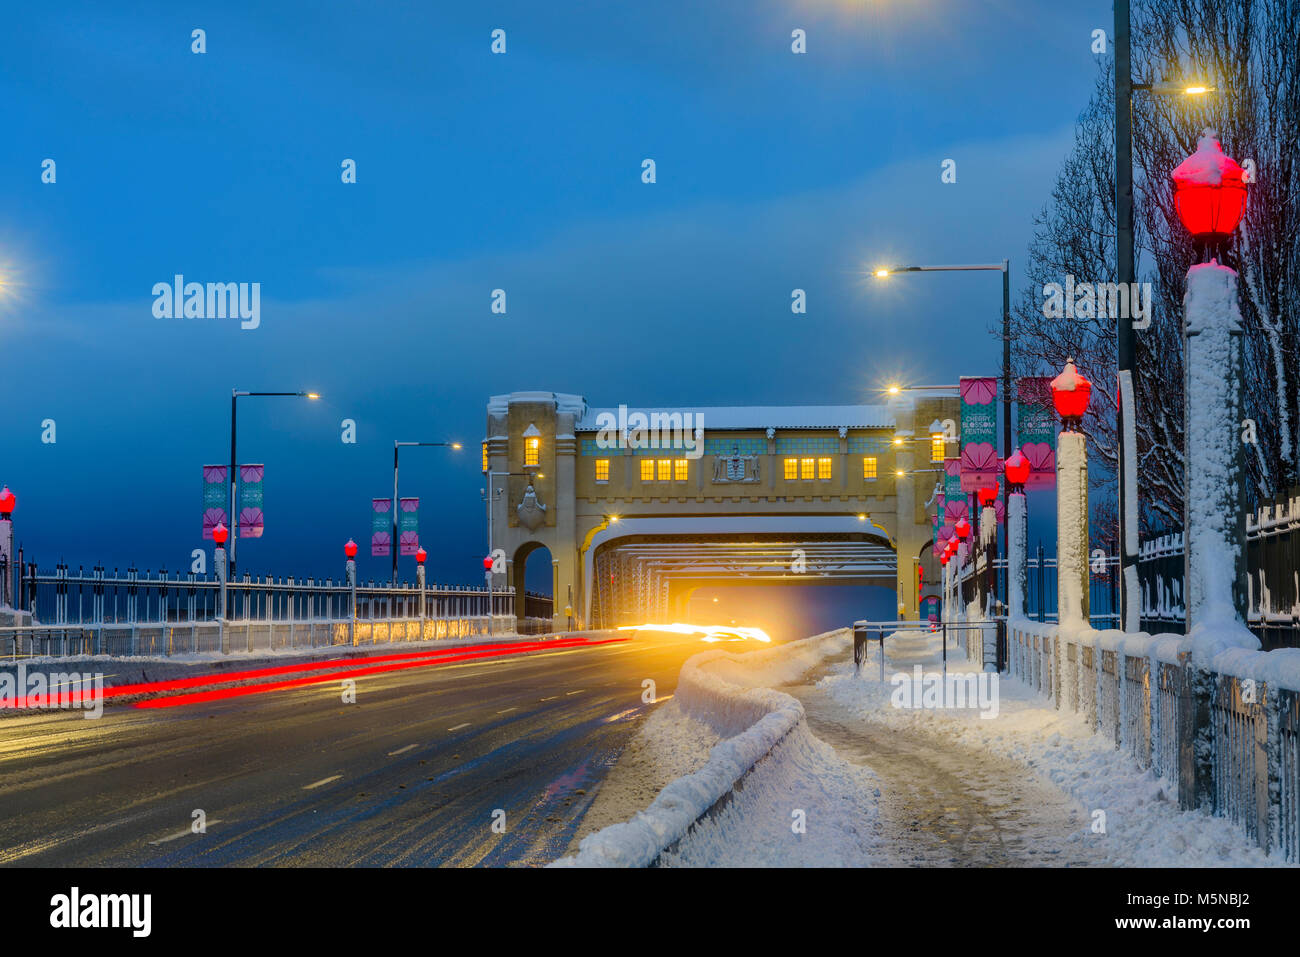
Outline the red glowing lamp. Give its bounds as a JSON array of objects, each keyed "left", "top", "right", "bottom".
[
  {"left": 344, "top": 538, "right": 358, "bottom": 559},
  {"left": 415, "top": 547, "right": 427, "bottom": 565},
  {"left": 954, "top": 517, "right": 971, "bottom": 541},
  {"left": 1172, "top": 130, "right": 1247, "bottom": 242},
  {"left": 1005, "top": 449, "right": 1030, "bottom": 488},
  {"left": 1052, "top": 357, "right": 1092, "bottom": 427},
  {"left": 212, "top": 522, "right": 228, "bottom": 545},
  {"left": 940, "top": 552, "right": 949, "bottom": 567},
  {"left": 0, "top": 486, "right": 14, "bottom": 516},
  {"left": 483, "top": 555, "right": 494, "bottom": 571},
  {"left": 978, "top": 483, "right": 999, "bottom": 507}
]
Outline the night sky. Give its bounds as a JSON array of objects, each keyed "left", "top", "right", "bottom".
[{"left": 3, "top": 1, "right": 1100, "bottom": 620}]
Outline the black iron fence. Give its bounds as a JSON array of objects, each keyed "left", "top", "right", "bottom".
[{"left": 1137, "top": 488, "right": 1300, "bottom": 649}]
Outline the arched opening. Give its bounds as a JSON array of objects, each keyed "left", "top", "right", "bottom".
[{"left": 512, "top": 541, "right": 554, "bottom": 630}]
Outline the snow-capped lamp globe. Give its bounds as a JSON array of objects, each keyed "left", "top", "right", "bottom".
[
  {"left": 415, "top": 546, "right": 427, "bottom": 565},
  {"left": 483, "top": 555, "right": 494, "bottom": 571},
  {"left": 1051, "top": 358, "right": 1092, "bottom": 431},
  {"left": 1005, "top": 449, "right": 1031, "bottom": 491},
  {"left": 940, "top": 551, "right": 950, "bottom": 567},
  {"left": 0, "top": 486, "right": 15, "bottom": 518},
  {"left": 211, "top": 521, "right": 228, "bottom": 546},
  {"left": 1171, "top": 128, "right": 1248, "bottom": 263},
  {"left": 977, "top": 483, "right": 999, "bottom": 508},
  {"left": 344, "top": 538, "right": 358, "bottom": 559},
  {"left": 954, "top": 516, "right": 971, "bottom": 541}
]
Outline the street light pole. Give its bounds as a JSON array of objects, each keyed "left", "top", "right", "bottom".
[
  {"left": 875, "top": 261, "right": 1012, "bottom": 611},
  {"left": 1112, "top": 3, "right": 1214, "bottom": 632},
  {"left": 1115, "top": 0, "right": 1139, "bottom": 633},
  {"left": 228, "top": 389, "right": 319, "bottom": 580},
  {"left": 391, "top": 441, "right": 461, "bottom": 584}
]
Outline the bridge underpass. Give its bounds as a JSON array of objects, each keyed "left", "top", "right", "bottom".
[{"left": 589, "top": 534, "right": 897, "bottom": 628}]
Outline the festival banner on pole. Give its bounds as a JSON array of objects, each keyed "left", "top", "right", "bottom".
[
  {"left": 943, "top": 458, "right": 967, "bottom": 525},
  {"left": 1017, "top": 376, "right": 1057, "bottom": 487},
  {"left": 238, "top": 465, "right": 265, "bottom": 538},
  {"left": 371, "top": 498, "right": 392, "bottom": 557},
  {"left": 202, "top": 465, "right": 227, "bottom": 540},
  {"left": 959, "top": 376, "right": 999, "bottom": 491},
  {"left": 398, "top": 497, "right": 420, "bottom": 556}
]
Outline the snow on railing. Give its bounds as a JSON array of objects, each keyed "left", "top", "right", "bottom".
[{"left": 1005, "top": 616, "right": 1300, "bottom": 862}]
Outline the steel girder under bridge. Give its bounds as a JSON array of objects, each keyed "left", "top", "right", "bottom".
[{"left": 590, "top": 534, "right": 896, "bottom": 628}]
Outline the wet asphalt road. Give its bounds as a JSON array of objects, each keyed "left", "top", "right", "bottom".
[{"left": 0, "top": 632, "right": 706, "bottom": 867}]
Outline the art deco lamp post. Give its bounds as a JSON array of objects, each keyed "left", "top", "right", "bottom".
[
  {"left": 0, "top": 486, "right": 15, "bottom": 609},
  {"left": 1172, "top": 130, "right": 1250, "bottom": 631},
  {"left": 1052, "top": 359, "right": 1092, "bottom": 628},
  {"left": 344, "top": 538, "right": 358, "bottom": 645},
  {"left": 1004, "top": 450, "right": 1031, "bottom": 619}
]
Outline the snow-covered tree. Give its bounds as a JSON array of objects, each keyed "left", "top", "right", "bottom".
[{"left": 1009, "top": 0, "right": 1300, "bottom": 532}]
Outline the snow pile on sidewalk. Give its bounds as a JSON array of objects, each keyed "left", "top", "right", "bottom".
[
  {"left": 552, "top": 629, "right": 878, "bottom": 867},
  {"left": 822, "top": 630, "right": 1284, "bottom": 867}
]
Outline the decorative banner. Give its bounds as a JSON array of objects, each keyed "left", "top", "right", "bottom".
[
  {"left": 371, "top": 498, "right": 392, "bottom": 557},
  {"left": 238, "top": 464, "right": 265, "bottom": 538},
  {"left": 959, "top": 376, "right": 999, "bottom": 491},
  {"left": 202, "top": 465, "right": 227, "bottom": 540},
  {"left": 1017, "top": 376, "right": 1057, "bottom": 488},
  {"left": 943, "top": 458, "right": 967, "bottom": 525},
  {"left": 398, "top": 497, "right": 420, "bottom": 556}
]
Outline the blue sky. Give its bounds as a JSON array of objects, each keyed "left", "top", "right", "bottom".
[{"left": 1, "top": 0, "right": 1105, "bottom": 596}]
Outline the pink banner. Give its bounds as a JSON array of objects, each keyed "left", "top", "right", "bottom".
[{"left": 371, "top": 498, "right": 392, "bottom": 557}]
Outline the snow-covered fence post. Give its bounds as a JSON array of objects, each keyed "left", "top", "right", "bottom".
[
  {"left": 979, "top": 490, "right": 999, "bottom": 673},
  {"left": 1052, "top": 360, "right": 1091, "bottom": 629},
  {"left": 1182, "top": 259, "right": 1258, "bottom": 812},
  {"left": 346, "top": 553, "right": 357, "bottom": 646},
  {"left": 215, "top": 543, "right": 227, "bottom": 654}
]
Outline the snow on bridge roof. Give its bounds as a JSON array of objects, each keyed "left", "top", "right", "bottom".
[{"left": 575, "top": 405, "right": 896, "bottom": 431}]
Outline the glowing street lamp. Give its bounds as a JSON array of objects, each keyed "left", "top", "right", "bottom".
[
  {"left": 344, "top": 538, "right": 358, "bottom": 559},
  {"left": 1172, "top": 129, "right": 1248, "bottom": 261},
  {"left": 1051, "top": 358, "right": 1093, "bottom": 431}
]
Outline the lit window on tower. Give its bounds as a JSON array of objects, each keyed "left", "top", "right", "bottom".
[
  {"left": 931, "top": 434, "right": 945, "bottom": 463},
  {"left": 481, "top": 442, "right": 489, "bottom": 473},
  {"left": 800, "top": 457, "right": 815, "bottom": 480},
  {"left": 674, "top": 458, "right": 688, "bottom": 481},
  {"left": 863, "top": 456, "right": 878, "bottom": 479},
  {"left": 657, "top": 459, "right": 671, "bottom": 481},
  {"left": 524, "top": 436, "right": 540, "bottom": 467},
  {"left": 784, "top": 458, "right": 798, "bottom": 480},
  {"left": 595, "top": 458, "right": 610, "bottom": 482},
  {"left": 817, "top": 457, "right": 832, "bottom": 480},
  {"left": 640, "top": 458, "right": 654, "bottom": 481}
]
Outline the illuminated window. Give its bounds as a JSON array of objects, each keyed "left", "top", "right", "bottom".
[
  {"left": 657, "top": 458, "right": 671, "bottom": 481},
  {"left": 800, "top": 457, "right": 815, "bottom": 480},
  {"left": 640, "top": 458, "right": 654, "bottom": 481},
  {"left": 862, "top": 456, "right": 877, "bottom": 479},
  {"left": 783, "top": 458, "right": 798, "bottom": 480},
  {"left": 595, "top": 459, "right": 610, "bottom": 482},
  {"left": 674, "top": 458, "right": 688, "bottom": 481},
  {"left": 817, "top": 457, "right": 832, "bottom": 480},
  {"left": 930, "top": 434, "right": 945, "bottom": 463},
  {"left": 481, "top": 442, "right": 489, "bottom": 473},
  {"left": 524, "top": 437, "right": 540, "bottom": 467}
]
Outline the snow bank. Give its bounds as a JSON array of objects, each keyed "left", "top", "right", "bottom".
[{"left": 552, "top": 629, "right": 850, "bottom": 867}]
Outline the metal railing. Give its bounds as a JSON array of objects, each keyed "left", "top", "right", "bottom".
[
  {"left": 954, "top": 551, "right": 1121, "bottom": 629},
  {"left": 1007, "top": 619, "right": 1300, "bottom": 862},
  {"left": 3, "top": 562, "right": 557, "bottom": 659}
]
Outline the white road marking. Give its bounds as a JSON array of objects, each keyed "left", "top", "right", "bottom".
[
  {"left": 447, "top": 722, "right": 470, "bottom": 732},
  {"left": 539, "top": 696, "right": 560, "bottom": 702},
  {"left": 565, "top": 689, "right": 585, "bottom": 696},
  {"left": 496, "top": 707, "right": 517, "bottom": 714},
  {"left": 149, "top": 820, "right": 222, "bottom": 845},
  {"left": 387, "top": 744, "right": 417, "bottom": 756},
  {"left": 303, "top": 775, "right": 342, "bottom": 790}
]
